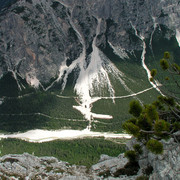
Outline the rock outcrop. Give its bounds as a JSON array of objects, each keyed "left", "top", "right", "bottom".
[
  {"left": 0, "top": 153, "right": 92, "bottom": 179},
  {"left": 0, "top": 137, "right": 179, "bottom": 179},
  {"left": 126, "top": 138, "right": 180, "bottom": 180}
]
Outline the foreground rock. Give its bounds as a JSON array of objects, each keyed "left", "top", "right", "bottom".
[
  {"left": 0, "top": 152, "right": 136, "bottom": 180},
  {"left": 126, "top": 138, "right": 180, "bottom": 180},
  {"left": 0, "top": 137, "right": 179, "bottom": 179},
  {"left": 0, "top": 153, "right": 92, "bottom": 179}
]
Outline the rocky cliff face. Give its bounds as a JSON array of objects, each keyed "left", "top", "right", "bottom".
[{"left": 0, "top": 0, "right": 180, "bottom": 88}]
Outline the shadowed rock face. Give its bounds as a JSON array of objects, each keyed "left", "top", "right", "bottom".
[
  {"left": 0, "top": 0, "right": 18, "bottom": 11},
  {"left": 0, "top": 0, "right": 179, "bottom": 84}
]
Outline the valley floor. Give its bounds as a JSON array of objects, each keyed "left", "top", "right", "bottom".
[{"left": 0, "top": 129, "right": 131, "bottom": 143}]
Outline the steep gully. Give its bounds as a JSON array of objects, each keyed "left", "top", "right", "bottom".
[
  {"left": 1, "top": 14, "right": 180, "bottom": 142},
  {"left": 0, "top": 17, "right": 132, "bottom": 142}
]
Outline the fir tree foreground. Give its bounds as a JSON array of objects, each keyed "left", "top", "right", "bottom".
[{"left": 123, "top": 52, "right": 180, "bottom": 162}]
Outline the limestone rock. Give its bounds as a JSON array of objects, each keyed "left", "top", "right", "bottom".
[
  {"left": 0, "top": 153, "right": 94, "bottom": 179},
  {"left": 0, "top": 0, "right": 180, "bottom": 85},
  {"left": 91, "top": 153, "right": 128, "bottom": 175},
  {"left": 0, "top": 136, "right": 179, "bottom": 179}
]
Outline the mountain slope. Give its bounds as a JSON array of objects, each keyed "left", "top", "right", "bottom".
[{"left": 0, "top": 0, "right": 179, "bottom": 134}]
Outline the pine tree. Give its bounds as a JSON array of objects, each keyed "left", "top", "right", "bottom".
[{"left": 123, "top": 52, "right": 180, "bottom": 158}]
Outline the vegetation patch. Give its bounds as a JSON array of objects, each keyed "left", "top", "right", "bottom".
[
  {"left": 0, "top": 90, "right": 85, "bottom": 133},
  {"left": 51, "top": 1, "right": 60, "bottom": 9},
  {"left": 13, "top": 6, "right": 25, "bottom": 14},
  {"left": 136, "top": 176, "right": 149, "bottom": 180},
  {"left": 113, "top": 161, "right": 140, "bottom": 177},
  {"left": 0, "top": 138, "right": 126, "bottom": 168},
  {"left": 98, "top": 170, "right": 111, "bottom": 178}
]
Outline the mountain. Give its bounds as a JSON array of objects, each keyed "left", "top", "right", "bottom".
[
  {"left": 0, "top": 0, "right": 180, "bottom": 178},
  {"left": 0, "top": 0, "right": 179, "bottom": 133},
  {"left": 0, "top": 0, "right": 17, "bottom": 11},
  {"left": 0, "top": 0, "right": 180, "bottom": 84}
]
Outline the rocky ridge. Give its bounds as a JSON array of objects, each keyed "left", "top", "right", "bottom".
[
  {"left": 0, "top": 0, "right": 180, "bottom": 86},
  {"left": 0, "top": 137, "right": 179, "bottom": 179}
]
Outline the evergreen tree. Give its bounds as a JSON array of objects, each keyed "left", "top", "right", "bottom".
[{"left": 123, "top": 52, "right": 180, "bottom": 158}]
